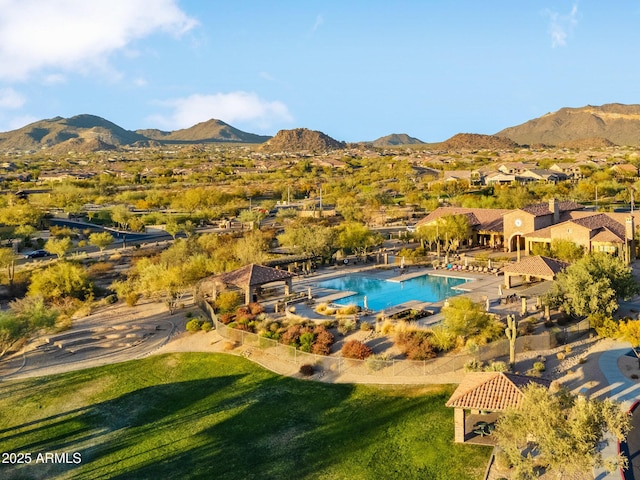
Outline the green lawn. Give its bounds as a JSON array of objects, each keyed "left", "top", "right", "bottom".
[{"left": 0, "top": 353, "right": 491, "bottom": 479}]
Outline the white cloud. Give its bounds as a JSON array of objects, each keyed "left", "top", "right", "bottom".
[
  {"left": 311, "top": 14, "right": 324, "bottom": 34},
  {"left": 0, "top": 0, "right": 197, "bottom": 80},
  {"left": 149, "top": 91, "right": 293, "bottom": 130},
  {"left": 545, "top": 3, "right": 579, "bottom": 48},
  {"left": 133, "top": 77, "right": 148, "bottom": 87},
  {"left": 42, "top": 74, "right": 66, "bottom": 85},
  {"left": 0, "top": 88, "right": 25, "bottom": 109}
]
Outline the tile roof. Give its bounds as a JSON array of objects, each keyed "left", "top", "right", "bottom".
[
  {"left": 217, "top": 264, "right": 295, "bottom": 288},
  {"left": 416, "top": 207, "right": 510, "bottom": 232},
  {"left": 501, "top": 255, "right": 569, "bottom": 277},
  {"left": 591, "top": 227, "right": 625, "bottom": 243},
  {"left": 446, "top": 372, "right": 551, "bottom": 411},
  {"left": 519, "top": 200, "right": 583, "bottom": 217},
  {"left": 569, "top": 213, "right": 626, "bottom": 239}
]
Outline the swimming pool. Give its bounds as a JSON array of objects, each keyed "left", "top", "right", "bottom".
[{"left": 314, "top": 274, "right": 469, "bottom": 311}]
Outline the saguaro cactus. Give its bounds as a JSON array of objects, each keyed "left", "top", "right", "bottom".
[{"left": 505, "top": 314, "right": 517, "bottom": 367}]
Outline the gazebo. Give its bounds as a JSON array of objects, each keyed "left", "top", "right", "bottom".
[
  {"left": 501, "top": 255, "right": 568, "bottom": 288},
  {"left": 446, "top": 372, "right": 551, "bottom": 443},
  {"left": 199, "top": 264, "right": 296, "bottom": 304}
]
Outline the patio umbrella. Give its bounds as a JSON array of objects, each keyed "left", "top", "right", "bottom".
[
  {"left": 364, "top": 296, "right": 368, "bottom": 310},
  {"left": 400, "top": 256, "right": 405, "bottom": 269}
]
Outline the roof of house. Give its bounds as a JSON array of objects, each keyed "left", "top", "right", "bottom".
[
  {"left": 216, "top": 264, "right": 296, "bottom": 288},
  {"left": 519, "top": 200, "right": 583, "bottom": 217},
  {"left": 415, "top": 207, "right": 510, "bottom": 232},
  {"left": 446, "top": 372, "right": 551, "bottom": 411},
  {"left": 501, "top": 255, "right": 569, "bottom": 277},
  {"left": 591, "top": 227, "right": 624, "bottom": 243}
]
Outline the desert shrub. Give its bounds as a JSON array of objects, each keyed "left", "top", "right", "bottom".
[
  {"left": 201, "top": 321, "right": 212, "bottom": 332},
  {"left": 185, "top": 311, "right": 193, "bottom": 318},
  {"left": 494, "top": 448, "right": 512, "bottom": 470},
  {"left": 236, "top": 305, "right": 251, "bottom": 316},
  {"left": 337, "top": 305, "right": 359, "bottom": 315},
  {"left": 311, "top": 325, "right": 334, "bottom": 355},
  {"left": 464, "top": 359, "right": 483, "bottom": 372},
  {"left": 223, "top": 341, "right": 237, "bottom": 351},
  {"left": 360, "top": 321, "right": 372, "bottom": 331},
  {"left": 366, "top": 353, "right": 391, "bottom": 371},
  {"left": 380, "top": 319, "right": 395, "bottom": 335},
  {"left": 87, "top": 262, "right": 113, "bottom": 278},
  {"left": 186, "top": 318, "right": 203, "bottom": 332},
  {"left": 533, "top": 361, "right": 546, "bottom": 373},
  {"left": 324, "top": 307, "right": 336, "bottom": 315},
  {"left": 104, "top": 294, "right": 118, "bottom": 305},
  {"left": 518, "top": 319, "right": 536, "bottom": 336},
  {"left": 124, "top": 292, "right": 140, "bottom": 307},
  {"left": 299, "top": 332, "right": 315, "bottom": 352},
  {"left": 564, "top": 345, "right": 572, "bottom": 354},
  {"left": 341, "top": 339, "right": 373, "bottom": 360},
  {"left": 299, "top": 364, "right": 315, "bottom": 376},
  {"left": 219, "top": 313, "right": 234, "bottom": 325},
  {"left": 556, "top": 352, "right": 566, "bottom": 360},
  {"left": 395, "top": 330, "right": 436, "bottom": 360},
  {"left": 315, "top": 303, "right": 328, "bottom": 314},
  {"left": 248, "top": 302, "right": 264, "bottom": 315},
  {"left": 215, "top": 291, "right": 243, "bottom": 313},
  {"left": 595, "top": 316, "right": 621, "bottom": 338},
  {"left": 337, "top": 317, "right": 356, "bottom": 335},
  {"left": 429, "top": 325, "right": 457, "bottom": 352},
  {"left": 485, "top": 361, "right": 508, "bottom": 372},
  {"left": 322, "top": 320, "right": 335, "bottom": 328}
]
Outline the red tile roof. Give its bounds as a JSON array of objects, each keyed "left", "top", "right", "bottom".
[
  {"left": 416, "top": 207, "right": 510, "bottom": 232},
  {"left": 446, "top": 372, "right": 551, "bottom": 411},
  {"left": 217, "top": 264, "right": 295, "bottom": 288},
  {"left": 501, "top": 255, "right": 568, "bottom": 277},
  {"left": 520, "top": 200, "right": 583, "bottom": 217}
]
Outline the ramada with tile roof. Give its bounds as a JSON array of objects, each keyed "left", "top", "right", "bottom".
[
  {"left": 197, "top": 264, "right": 296, "bottom": 304},
  {"left": 446, "top": 372, "right": 552, "bottom": 443},
  {"left": 501, "top": 255, "right": 569, "bottom": 288}
]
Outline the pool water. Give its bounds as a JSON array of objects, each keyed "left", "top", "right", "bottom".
[{"left": 314, "top": 274, "right": 469, "bottom": 311}]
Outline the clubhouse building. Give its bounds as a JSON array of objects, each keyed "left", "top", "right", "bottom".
[{"left": 416, "top": 199, "right": 637, "bottom": 263}]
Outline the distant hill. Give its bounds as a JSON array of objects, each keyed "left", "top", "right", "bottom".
[
  {"left": 0, "top": 114, "right": 147, "bottom": 151},
  {"left": 0, "top": 115, "right": 270, "bottom": 152},
  {"left": 438, "top": 133, "right": 519, "bottom": 151},
  {"left": 261, "top": 128, "right": 345, "bottom": 152},
  {"left": 370, "top": 133, "right": 424, "bottom": 147},
  {"left": 136, "top": 119, "right": 270, "bottom": 144},
  {"left": 496, "top": 103, "right": 640, "bottom": 146}
]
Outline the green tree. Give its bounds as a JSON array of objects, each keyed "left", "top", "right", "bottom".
[
  {"left": 442, "top": 296, "right": 501, "bottom": 344},
  {"left": 416, "top": 214, "right": 471, "bottom": 263},
  {"left": 111, "top": 205, "right": 132, "bottom": 231},
  {"left": 44, "top": 236, "right": 73, "bottom": 259},
  {"left": 27, "top": 261, "right": 91, "bottom": 301},
  {"left": 277, "top": 221, "right": 337, "bottom": 263},
  {"left": 337, "top": 222, "right": 384, "bottom": 259},
  {"left": 234, "top": 230, "right": 269, "bottom": 265},
  {"left": 545, "top": 253, "right": 639, "bottom": 317},
  {"left": 495, "top": 384, "right": 630, "bottom": 478},
  {"left": 88, "top": 232, "right": 114, "bottom": 252},
  {"left": 619, "top": 319, "right": 640, "bottom": 368}
]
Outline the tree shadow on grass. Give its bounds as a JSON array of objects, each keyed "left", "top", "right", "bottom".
[{"left": 2, "top": 372, "right": 247, "bottom": 480}]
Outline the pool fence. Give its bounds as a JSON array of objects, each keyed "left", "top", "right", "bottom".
[{"left": 197, "top": 299, "right": 591, "bottom": 380}]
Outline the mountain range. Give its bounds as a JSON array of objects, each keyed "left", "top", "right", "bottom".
[{"left": 1, "top": 103, "right": 640, "bottom": 152}]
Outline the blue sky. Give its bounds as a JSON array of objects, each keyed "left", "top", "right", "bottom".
[{"left": 0, "top": 1, "right": 639, "bottom": 142}]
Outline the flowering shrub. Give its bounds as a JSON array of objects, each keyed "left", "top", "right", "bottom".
[{"left": 341, "top": 339, "right": 373, "bottom": 360}]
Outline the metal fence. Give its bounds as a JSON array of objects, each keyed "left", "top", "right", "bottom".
[{"left": 196, "top": 299, "right": 591, "bottom": 380}]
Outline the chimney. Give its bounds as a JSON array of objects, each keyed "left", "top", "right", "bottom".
[
  {"left": 549, "top": 198, "right": 560, "bottom": 224},
  {"left": 626, "top": 216, "right": 634, "bottom": 241}
]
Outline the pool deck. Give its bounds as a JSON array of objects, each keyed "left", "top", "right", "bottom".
[{"left": 286, "top": 263, "right": 530, "bottom": 325}]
